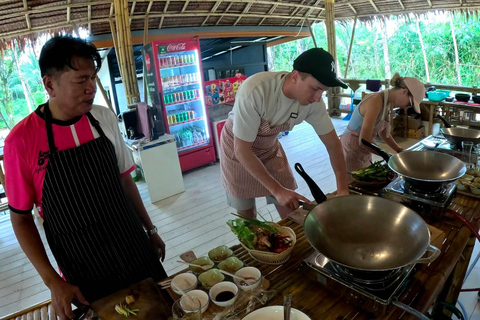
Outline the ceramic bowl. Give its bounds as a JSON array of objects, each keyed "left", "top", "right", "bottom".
[
  {"left": 171, "top": 273, "right": 197, "bottom": 295},
  {"left": 198, "top": 268, "right": 225, "bottom": 288},
  {"left": 234, "top": 267, "right": 262, "bottom": 291},
  {"left": 181, "top": 290, "right": 209, "bottom": 313},
  {"left": 242, "top": 306, "right": 311, "bottom": 320},
  {"left": 189, "top": 257, "right": 214, "bottom": 274},
  {"left": 209, "top": 281, "right": 239, "bottom": 307},
  {"left": 218, "top": 257, "right": 244, "bottom": 273},
  {"left": 208, "top": 245, "right": 234, "bottom": 262}
]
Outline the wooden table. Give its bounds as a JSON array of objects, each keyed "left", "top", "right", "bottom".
[
  {"left": 3, "top": 194, "right": 479, "bottom": 320},
  {"left": 161, "top": 192, "right": 480, "bottom": 320}
]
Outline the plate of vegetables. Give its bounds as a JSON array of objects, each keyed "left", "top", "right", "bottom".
[{"left": 350, "top": 161, "right": 396, "bottom": 187}]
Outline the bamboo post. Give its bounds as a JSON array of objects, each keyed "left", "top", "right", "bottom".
[
  {"left": 114, "top": 0, "right": 140, "bottom": 104},
  {"left": 96, "top": 77, "right": 115, "bottom": 113},
  {"left": 324, "top": 0, "right": 340, "bottom": 116},
  {"left": 143, "top": 15, "right": 149, "bottom": 104},
  {"left": 109, "top": 18, "right": 125, "bottom": 82},
  {"left": 344, "top": 16, "right": 357, "bottom": 79}
]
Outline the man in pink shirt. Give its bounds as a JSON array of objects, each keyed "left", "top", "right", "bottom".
[{"left": 4, "top": 36, "right": 167, "bottom": 319}]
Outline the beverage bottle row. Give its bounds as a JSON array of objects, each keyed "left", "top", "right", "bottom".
[
  {"left": 164, "top": 89, "right": 200, "bottom": 104},
  {"left": 162, "top": 73, "right": 198, "bottom": 87},
  {"left": 159, "top": 54, "right": 195, "bottom": 68},
  {"left": 174, "top": 126, "right": 206, "bottom": 148},
  {"left": 167, "top": 110, "right": 196, "bottom": 124}
]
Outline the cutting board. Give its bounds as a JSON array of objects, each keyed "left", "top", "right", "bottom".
[
  {"left": 91, "top": 278, "right": 171, "bottom": 319},
  {"left": 428, "top": 224, "right": 445, "bottom": 250}
]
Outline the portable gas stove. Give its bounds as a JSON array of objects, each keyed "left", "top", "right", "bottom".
[
  {"left": 301, "top": 251, "right": 416, "bottom": 316},
  {"left": 380, "top": 177, "right": 456, "bottom": 218}
]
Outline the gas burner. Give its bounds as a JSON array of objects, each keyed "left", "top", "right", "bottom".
[
  {"left": 403, "top": 181, "right": 444, "bottom": 199},
  {"left": 302, "top": 251, "right": 416, "bottom": 316},
  {"left": 330, "top": 263, "right": 407, "bottom": 290}
]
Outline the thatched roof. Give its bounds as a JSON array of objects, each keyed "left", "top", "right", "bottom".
[{"left": 1, "top": 0, "right": 480, "bottom": 48}]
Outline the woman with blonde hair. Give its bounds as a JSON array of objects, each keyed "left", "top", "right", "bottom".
[{"left": 340, "top": 73, "right": 425, "bottom": 173}]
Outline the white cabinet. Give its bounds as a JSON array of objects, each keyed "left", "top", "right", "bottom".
[{"left": 129, "top": 134, "right": 185, "bottom": 203}]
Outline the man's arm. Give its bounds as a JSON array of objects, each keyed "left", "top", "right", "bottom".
[
  {"left": 11, "top": 213, "right": 88, "bottom": 320},
  {"left": 234, "top": 136, "right": 310, "bottom": 210},
  {"left": 120, "top": 174, "right": 166, "bottom": 261},
  {"left": 319, "top": 130, "right": 350, "bottom": 196}
]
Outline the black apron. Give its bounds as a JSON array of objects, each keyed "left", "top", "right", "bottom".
[{"left": 41, "top": 104, "right": 166, "bottom": 302}]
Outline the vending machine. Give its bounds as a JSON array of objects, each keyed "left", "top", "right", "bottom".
[{"left": 143, "top": 37, "right": 215, "bottom": 172}]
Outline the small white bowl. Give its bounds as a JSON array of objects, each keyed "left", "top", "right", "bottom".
[
  {"left": 182, "top": 290, "right": 209, "bottom": 313},
  {"left": 171, "top": 273, "right": 198, "bottom": 295},
  {"left": 209, "top": 281, "right": 238, "bottom": 307},
  {"left": 234, "top": 267, "right": 262, "bottom": 291},
  {"left": 242, "top": 306, "right": 311, "bottom": 320}
]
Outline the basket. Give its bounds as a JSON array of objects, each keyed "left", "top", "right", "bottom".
[{"left": 239, "top": 225, "right": 296, "bottom": 265}]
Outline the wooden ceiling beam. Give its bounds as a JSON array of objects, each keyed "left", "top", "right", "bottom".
[
  {"left": 181, "top": 0, "right": 190, "bottom": 13},
  {"left": 146, "top": 0, "right": 153, "bottom": 14},
  {"left": 129, "top": 1, "right": 136, "bottom": 23},
  {"left": 427, "top": 0, "right": 432, "bottom": 7},
  {"left": 88, "top": 1, "right": 92, "bottom": 34},
  {"left": 296, "top": 0, "right": 321, "bottom": 26},
  {"left": 109, "top": 2, "right": 114, "bottom": 16},
  {"left": 1, "top": 0, "right": 112, "bottom": 21},
  {"left": 201, "top": 0, "right": 222, "bottom": 27},
  {"left": 369, "top": 0, "right": 379, "bottom": 12},
  {"left": 347, "top": 2, "right": 357, "bottom": 14},
  {"left": 22, "top": 0, "right": 31, "bottom": 30},
  {"left": 284, "top": 0, "right": 305, "bottom": 26},
  {"left": 158, "top": 0, "right": 169, "bottom": 28},
  {"left": 259, "top": 2, "right": 279, "bottom": 25},
  {"left": 397, "top": 0, "right": 405, "bottom": 10},
  {"left": 216, "top": 1, "right": 233, "bottom": 26},
  {"left": 233, "top": 2, "right": 253, "bottom": 26}
]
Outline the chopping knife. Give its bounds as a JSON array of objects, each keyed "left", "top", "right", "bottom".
[{"left": 73, "top": 299, "right": 96, "bottom": 320}]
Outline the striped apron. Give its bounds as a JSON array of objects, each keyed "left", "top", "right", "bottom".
[
  {"left": 340, "top": 92, "right": 390, "bottom": 175},
  {"left": 220, "top": 116, "right": 297, "bottom": 199},
  {"left": 42, "top": 104, "right": 166, "bottom": 302}
]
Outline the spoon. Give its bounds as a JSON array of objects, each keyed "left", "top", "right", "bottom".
[
  {"left": 218, "top": 269, "right": 247, "bottom": 281},
  {"left": 176, "top": 260, "right": 212, "bottom": 271},
  {"left": 283, "top": 295, "right": 292, "bottom": 320},
  {"left": 171, "top": 282, "right": 197, "bottom": 305}
]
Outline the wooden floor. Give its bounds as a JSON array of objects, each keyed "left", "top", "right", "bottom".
[{"left": 0, "top": 118, "right": 479, "bottom": 319}]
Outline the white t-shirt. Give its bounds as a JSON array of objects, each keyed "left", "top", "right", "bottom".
[{"left": 232, "top": 72, "right": 334, "bottom": 142}]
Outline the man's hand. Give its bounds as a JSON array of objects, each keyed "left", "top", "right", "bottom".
[
  {"left": 49, "top": 278, "right": 89, "bottom": 320},
  {"left": 273, "top": 187, "right": 311, "bottom": 210},
  {"left": 149, "top": 233, "right": 166, "bottom": 262}
]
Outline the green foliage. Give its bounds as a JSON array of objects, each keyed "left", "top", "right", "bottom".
[{"left": 268, "top": 12, "right": 480, "bottom": 88}]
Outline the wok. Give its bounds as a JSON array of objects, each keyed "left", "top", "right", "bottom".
[
  {"left": 294, "top": 163, "right": 440, "bottom": 272},
  {"left": 436, "top": 115, "right": 480, "bottom": 146},
  {"left": 361, "top": 139, "right": 466, "bottom": 191}
]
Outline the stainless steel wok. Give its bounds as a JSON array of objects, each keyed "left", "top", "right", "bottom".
[
  {"left": 436, "top": 115, "right": 480, "bottom": 146},
  {"left": 303, "top": 195, "right": 439, "bottom": 271},
  {"left": 294, "top": 163, "right": 441, "bottom": 272},
  {"left": 362, "top": 139, "right": 466, "bottom": 191}
]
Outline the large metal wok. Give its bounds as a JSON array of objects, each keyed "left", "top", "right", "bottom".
[
  {"left": 361, "top": 139, "right": 466, "bottom": 191},
  {"left": 436, "top": 115, "right": 480, "bottom": 146},
  {"left": 294, "top": 163, "right": 440, "bottom": 272}
]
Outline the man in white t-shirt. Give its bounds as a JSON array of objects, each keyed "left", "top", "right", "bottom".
[{"left": 220, "top": 48, "right": 349, "bottom": 218}]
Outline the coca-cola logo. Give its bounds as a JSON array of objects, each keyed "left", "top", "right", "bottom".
[
  {"left": 167, "top": 43, "right": 186, "bottom": 52},
  {"left": 145, "top": 53, "right": 151, "bottom": 71}
]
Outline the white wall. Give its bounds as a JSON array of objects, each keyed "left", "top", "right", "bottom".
[{"left": 93, "top": 59, "right": 116, "bottom": 111}]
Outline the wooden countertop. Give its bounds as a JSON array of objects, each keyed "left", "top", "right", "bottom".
[{"left": 162, "top": 192, "right": 480, "bottom": 319}]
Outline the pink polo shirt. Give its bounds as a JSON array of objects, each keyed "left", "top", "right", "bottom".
[{"left": 4, "top": 104, "right": 134, "bottom": 217}]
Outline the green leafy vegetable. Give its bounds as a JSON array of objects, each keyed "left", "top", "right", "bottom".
[
  {"left": 227, "top": 219, "right": 257, "bottom": 249},
  {"left": 351, "top": 161, "right": 393, "bottom": 182}
]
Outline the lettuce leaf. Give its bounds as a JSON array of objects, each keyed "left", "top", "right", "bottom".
[{"left": 227, "top": 219, "right": 256, "bottom": 249}]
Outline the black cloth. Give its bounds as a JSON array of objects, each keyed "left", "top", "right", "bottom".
[{"left": 41, "top": 104, "right": 166, "bottom": 302}]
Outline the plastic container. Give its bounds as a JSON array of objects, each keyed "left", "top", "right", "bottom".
[{"left": 427, "top": 91, "right": 447, "bottom": 102}]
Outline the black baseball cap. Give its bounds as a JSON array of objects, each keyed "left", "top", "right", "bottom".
[{"left": 293, "top": 48, "right": 348, "bottom": 89}]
